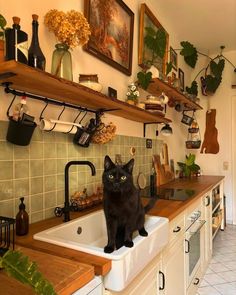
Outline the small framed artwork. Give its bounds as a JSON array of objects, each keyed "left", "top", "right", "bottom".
[
  {"left": 108, "top": 87, "right": 117, "bottom": 99},
  {"left": 170, "top": 46, "right": 177, "bottom": 71},
  {"left": 138, "top": 3, "right": 169, "bottom": 76},
  {"left": 178, "top": 68, "right": 185, "bottom": 92},
  {"left": 84, "top": 0, "right": 134, "bottom": 76}
]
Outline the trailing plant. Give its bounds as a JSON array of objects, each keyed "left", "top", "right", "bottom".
[
  {"left": 0, "top": 14, "right": 7, "bottom": 40},
  {"left": 137, "top": 24, "right": 236, "bottom": 96},
  {"left": 0, "top": 249, "right": 56, "bottom": 295},
  {"left": 177, "top": 153, "right": 200, "bottom": 177}
]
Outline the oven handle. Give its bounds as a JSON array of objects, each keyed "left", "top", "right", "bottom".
[{"left": 189, "top": 220, "right": 206, "bottom": 236}]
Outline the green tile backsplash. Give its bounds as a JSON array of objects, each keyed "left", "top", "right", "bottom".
[{"left": 0, "top": 121, "right": 163, "bottom": 223}]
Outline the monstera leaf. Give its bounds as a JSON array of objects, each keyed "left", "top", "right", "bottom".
[
  {"left": 210, "top": 59, "right": 225, "bottom": 78},
  {"left": 186, "top": 80, "right": 198, "bottom": 96},
  {"left": 205, "top": 75, "right": 222, "bottom": 94},
  {"left": 137, "top": 71, "right": 152, "bottom": 90},
  {"left": 144, "top": 27, "right": 167, "bottom": 59},
  {"left": 180, "top": 41, "right": 198, "bottom": 68},
  {"left": 0, "top": 250, "right": 56, "bottom": 295}
]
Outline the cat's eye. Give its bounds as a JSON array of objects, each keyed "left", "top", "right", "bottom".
[
  {"left": 120, "top": 175, "right": 127, "bottom": 181},
  {"left": 108, "top": 174, "right": 114, "bottom": 179}
]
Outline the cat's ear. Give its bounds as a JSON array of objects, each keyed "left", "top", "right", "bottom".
[
  {"left": 123, "top": 158, "right": 134, "bottom": 174},
  {"left": 104, "top": 155, "right": 116, "bottom": 171}
]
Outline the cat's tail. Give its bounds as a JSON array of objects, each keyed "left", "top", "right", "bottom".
[{"left": 144, "top": 196, "right": 158, "bottom": 213}]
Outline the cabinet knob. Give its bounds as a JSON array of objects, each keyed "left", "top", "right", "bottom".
[{"left": 173, "top": 226, "right": 181, "bottom": 232}]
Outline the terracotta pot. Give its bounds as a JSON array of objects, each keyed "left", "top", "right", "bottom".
[{"left": 0, "top": 40, "right": 4, "bottom": 62}]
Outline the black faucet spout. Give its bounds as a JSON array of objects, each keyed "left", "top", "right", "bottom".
[{"left": 64, "top": 161, "right": 96, "bottom": 222}]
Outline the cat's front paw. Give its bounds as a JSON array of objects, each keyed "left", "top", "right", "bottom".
[
  {"left": 124, "top": 240, "right": 134, "bottom": 248},
  {"left": 139, "top": 228, "right": 148, "bottom": 236},
  {"left": 104, "top": 245, "right": 115, "bottom": 253}
]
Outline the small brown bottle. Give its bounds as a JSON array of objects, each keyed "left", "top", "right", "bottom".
[{"left": 16, "top": 197, "right": 29, "bottom": 236}]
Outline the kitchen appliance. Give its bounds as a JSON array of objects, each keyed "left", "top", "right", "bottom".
[
  {"left": 140, "top": 187, "right": 195, "bottom": 201},
  {"left": 185, "top": 207, "right": 205, "bottom": 287}
]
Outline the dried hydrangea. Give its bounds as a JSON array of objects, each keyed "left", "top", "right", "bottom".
[{"left": 44, "top": 9, "right": 91, "bottom": 48}]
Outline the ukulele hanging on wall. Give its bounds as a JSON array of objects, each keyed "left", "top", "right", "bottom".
[{"left": 200, "top": 108, "right": 220, "bottom": 154}]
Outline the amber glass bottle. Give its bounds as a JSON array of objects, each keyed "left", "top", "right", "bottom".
[{"left": 16, "top": 197, "right": 29, "bottom": 236}]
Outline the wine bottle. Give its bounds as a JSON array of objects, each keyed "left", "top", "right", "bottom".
[
  {"left": 28, "top": 14, "right": 46, "bottom": 70},
  {"left": 5, "top": 16, "right": 28, "bottom": 64}
]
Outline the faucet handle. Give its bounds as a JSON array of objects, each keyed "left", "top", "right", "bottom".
[{"left": 54, "top": 207, "right": 64, "bottom": 217}]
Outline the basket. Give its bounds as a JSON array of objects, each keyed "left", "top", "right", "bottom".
[
  {"left": 0, "top": 216, "right": 15, "bottom": 256},
  {"left": 185, "top": 140, "right": 201, "bottom": 149},
  {"left": 6, "top": 117, "right": 37, "bottom": 146},
  {"left": 92, "top": 122, "right": 116, "bottom": 144}
]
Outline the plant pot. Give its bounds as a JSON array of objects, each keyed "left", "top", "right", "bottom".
[
  {"left": 126, "top": 99, "right": 136, "bottom": 105},
  {"left": 0, "top": 40, "right": 4, "bottom": 63}
]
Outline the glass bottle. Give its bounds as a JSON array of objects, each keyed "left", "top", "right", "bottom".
[
  {"left": 51, "top": 43, "right": 73, "bottom": 81},
  {"left": 5, "top": 16, "right": 28, "bottom": 64},
  {"left": 12, "top": 96, "right": 29, "bottom": 121},
  {"left": 28, "top": 14, "right": 46, "bottom": 70},
  {"left": 16, "top": 197, "right": 29, "bottom": 236}
]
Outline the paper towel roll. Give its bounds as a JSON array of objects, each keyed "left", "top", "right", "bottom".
[{"left": 40, "top": 119, "right": 82, "bottom": 134}]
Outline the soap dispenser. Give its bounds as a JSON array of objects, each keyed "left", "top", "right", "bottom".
[{"left": 16, "top": 197, "right": 29, "bottom": 236}]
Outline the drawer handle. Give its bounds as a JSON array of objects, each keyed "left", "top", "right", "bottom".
[
  {"left": 173, "top": 226, "right": 181, "bottom": 233},
  {"left": 159, "top": 271, "right": 165, "bottom": 290},
  {"left": 205, "top": 195, "right": 210, "bottom": 207},
  {"left": 194, "top": 278, "right": 200, "bottom": 285}
]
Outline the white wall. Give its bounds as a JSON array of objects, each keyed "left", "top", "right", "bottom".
[{"left": 192, "top": 50, "right": 236, "bottom": 223}]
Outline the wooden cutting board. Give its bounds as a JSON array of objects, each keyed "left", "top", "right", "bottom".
[
  {"left": 0, "top": 246, "right": 94, "bottom": 295},
  {"left": 153, "top": 150, "right": 175, "bottom": 186}
]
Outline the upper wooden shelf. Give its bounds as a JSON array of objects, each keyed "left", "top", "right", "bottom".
[
  {"left": 147, "top": 78, "right": 202, "bottom": 111},
  {"left": 0, "top": 61, "right": 171, "bottom": 124}
]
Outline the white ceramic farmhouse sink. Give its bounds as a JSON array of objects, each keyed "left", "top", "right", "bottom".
[{"left": 34, "top": 210, "right": 169, "bottom": 291}]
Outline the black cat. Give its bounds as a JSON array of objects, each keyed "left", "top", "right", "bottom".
[{"left": 102, "top": 155, "right": 157, "bottom": 253}]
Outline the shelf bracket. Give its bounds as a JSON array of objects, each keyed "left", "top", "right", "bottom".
[{"left": 143, "top": 122, "right": 159, "bottom": 138}]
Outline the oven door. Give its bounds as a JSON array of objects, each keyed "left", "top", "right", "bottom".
[{"left": 185, "top": 220, "right": 206, "bottom": 287}]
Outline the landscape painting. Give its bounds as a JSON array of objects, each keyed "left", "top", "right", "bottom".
[{"left": 84, "top": 0, "right": 134, "bottom": 75}]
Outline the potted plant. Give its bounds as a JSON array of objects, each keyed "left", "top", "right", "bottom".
[
  {"left": 0, "top": 14, "right": 7, "bottom": 62},
  {"left": 126, "top": 83, "right": 140, "bottom": 105},
  {"left": 137, "top": 27, "right": 236, "bottom": 96},
  {"left": 177, "top": 153, "right": 200, "bottom": 177}
]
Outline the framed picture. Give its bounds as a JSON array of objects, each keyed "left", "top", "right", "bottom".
[
  {"left": 138, "top": 3, "right": 169, "bottom": 76},
  {"left": 84, "top": 0, "right": 134, "bottom": 76},
  {"left": 178, "top": 68, "right": 185, "bottom": 92},
  {"left": 170, "top": 47, "right": 177, "bottom": 70}
]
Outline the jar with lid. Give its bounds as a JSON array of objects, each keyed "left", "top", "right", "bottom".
[{"left": 79, "top": 74, "right": 102, "bottom": 92}]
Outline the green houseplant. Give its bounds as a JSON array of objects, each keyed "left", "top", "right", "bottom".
[
  {"left": 177, "top": 153, "right": 200, "bottom": 177},
  {"left": 0, "top": 249, "right": 56, "bottom": 294},
  {"left": 137, "top": 24, "right": 236, "bottom": 95}
]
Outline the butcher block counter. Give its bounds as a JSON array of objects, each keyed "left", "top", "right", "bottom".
[{"left": 3, "top": 175, "right": 224, "bottom": 294}]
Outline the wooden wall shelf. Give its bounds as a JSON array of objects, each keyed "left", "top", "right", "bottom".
[
  {"left": 0, "top": 61, "right": 171, "bottom": 124},
  {"left": 147, "top": 78, "right": 202, "bottom": 111}
]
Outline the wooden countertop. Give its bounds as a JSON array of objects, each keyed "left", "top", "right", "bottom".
[
  {"left": 146, "top": 175, "right": 224, "bottom": 220},
  {"left": 0, "top": 246, "right": 94, "bottom": 295},
  {"left": 12, "top": 175, "right": 223, "bottom": 293}
]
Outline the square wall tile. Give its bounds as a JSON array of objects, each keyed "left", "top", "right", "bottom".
[
  {"left": 0, "top": 180, "right": 13, "bottom": 201},
  {"left": 30, "top": 142, "right": 43, "bottom": 159},
  {"left": 0, "top": 161, "right": 13, "bottom": 180},
  {"left": 31, "top": 193, "right": 43, "bottom": 212},
  {"left": 30, "top": 160, "right": 43, "bottom": 177},
  {"left": 14, "top": 160, "right": 29, "bottom": 179},
  {"left": 44, "top": 143, "right": 56, "bottom": 158},
  {"left": 0, "top": 142, "right": 13, "bottom": 160},
  {"left": 30, "top": 177, "right": 43, "bottom": 195},
  {"left": 14, "top": 179, "right": 29, "bottom": 198}
]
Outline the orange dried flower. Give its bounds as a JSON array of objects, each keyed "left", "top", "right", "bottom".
[{"left": 44, "top": 9, "right": 91, "bottom": 48}]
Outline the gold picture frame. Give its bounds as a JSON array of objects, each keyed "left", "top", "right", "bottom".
[{"left": 138, "top": 3, "right": 169, "bottom": 75}]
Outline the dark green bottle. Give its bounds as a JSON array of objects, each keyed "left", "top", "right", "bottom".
[
  {"left": 28, "top": 14, "right": 46, "bottom": 70},
  {"left": 5, "top": 16, "right": 28, "bottom": 64}
]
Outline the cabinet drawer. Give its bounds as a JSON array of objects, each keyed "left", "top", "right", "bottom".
[
  {"left": 187, "top": 267, "right": 202, "bottom": 295},
  {"left": 169, "top": 213, "right": 185, "bottom": 245}
]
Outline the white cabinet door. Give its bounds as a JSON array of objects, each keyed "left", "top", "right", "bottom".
[
  {"left": 160, "top": 237, "right": 185, "bottom": 295},
  {"left": 202, "top": 192, "right": 212, "bottom": 268}
]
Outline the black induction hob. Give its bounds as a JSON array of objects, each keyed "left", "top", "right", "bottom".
[{"left": 140, "top": 186, "right": 195, "bottom": 201}]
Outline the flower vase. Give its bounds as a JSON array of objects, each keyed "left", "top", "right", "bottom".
[{"left": 51, "top": 43, "right": 73, "bottom": 81}]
